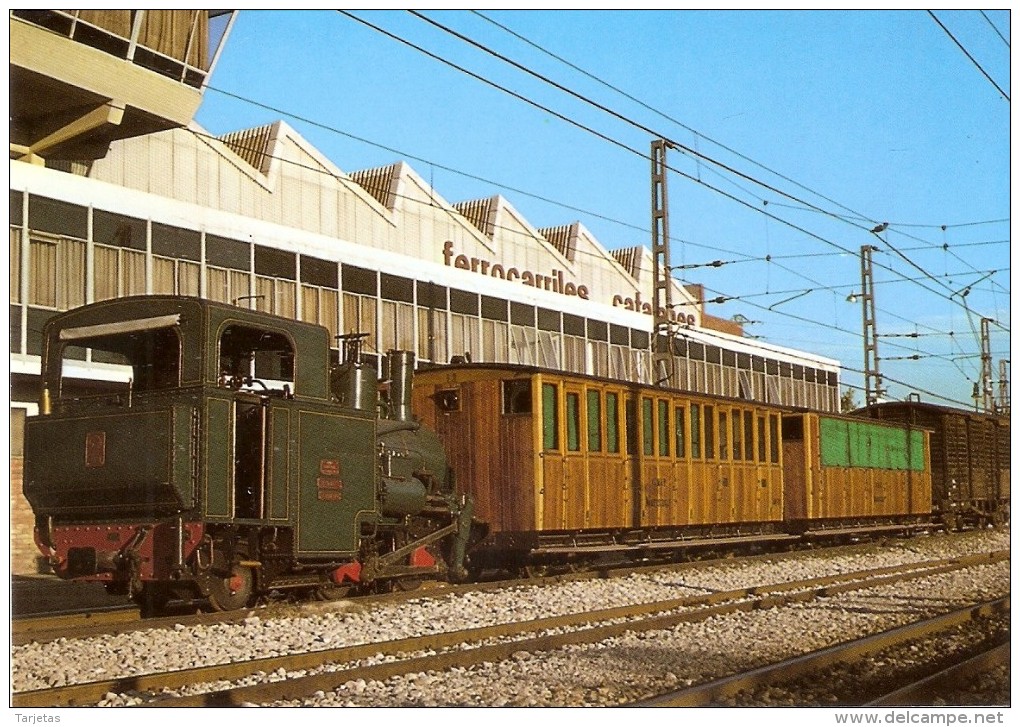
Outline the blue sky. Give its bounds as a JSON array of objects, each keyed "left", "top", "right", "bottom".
[{"left": 196, "top": 10, "right": 1011, "bottom": 410}]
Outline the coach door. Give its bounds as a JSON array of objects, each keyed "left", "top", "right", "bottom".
[
  {"left": 625, "top": 395, "right": 642, "bottom": 527},
  {"left": 562, "top": 384, "right": 587, "bottom": 529},
  {"left": 539, "top": 380, "right": 567, "bottom": 530}
]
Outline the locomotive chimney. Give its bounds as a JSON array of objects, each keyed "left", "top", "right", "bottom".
[
  {"left": 331, "top": 333, "right": 377, "bottom": 413},
  {"left": 384, "top": 350, "right": 415, "bottom": 422}
]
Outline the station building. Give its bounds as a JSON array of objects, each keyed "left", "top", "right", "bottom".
[{"left": 8, "top": 10, "right": 840, "bottom": 574}]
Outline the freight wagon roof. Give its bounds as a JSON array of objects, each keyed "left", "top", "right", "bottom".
[{"left": 854, "top": 401, "right": 1010, "bottom": 424}]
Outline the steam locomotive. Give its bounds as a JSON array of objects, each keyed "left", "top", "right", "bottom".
[{"left": 24, "top": 296, "right": 475, "bottom": 613}]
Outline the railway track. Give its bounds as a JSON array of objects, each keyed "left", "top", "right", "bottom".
[
  {"left": 11, "top": 607, "right": 141, "bottom": 645},
  {"left": 868, "top": 643, "right": 1010, "bottom": 707},
  {"left": 10, "top": 532, "right": 989, "bottom": 645},
  {"left": 12, "top": 548, "right": 1007, "bottom": 707},
  {"left": 634, "top": 597, "right": 1009, "bottom": 706},
  {"left": 3, "top": 537, "right": 891, "bottom": 644}
]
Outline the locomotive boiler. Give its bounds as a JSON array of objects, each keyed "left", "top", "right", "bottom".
[{"left": 23, "top": 296, "right": 474, "bottom": 612}]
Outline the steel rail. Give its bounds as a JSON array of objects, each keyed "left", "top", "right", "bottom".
[
  {"left": 866, "top": 642, "right": 1010, "bottom": 707},
  {"left": 12, "top": 549, "right": 1006, "bottom": 708},
  {"left": 12, "top": 607, "right": 140, "bottom": 641},
  {"left": 633, "top": 597, "right": 1010, "bottom": 707}
]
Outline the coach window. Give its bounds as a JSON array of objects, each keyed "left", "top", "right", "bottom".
[
  {"left": 719, "top": 409, "right": 729, "bottom": 460},
  {"left": 690, "top": 403, "right": 702, "bottom": 459},
  {"left": 704, "top": 405, "right": 716, "bottom": 460},
  {"left": 605, "top": 391, "right": 620, "bottom": 454},
  {"left": 731, "top": 410, "right": 742, "bottom": 461},
  {"left": 674, "top": 405, "right": 686, "bottom": 458},
  {"left": 587, "top": 390, "right": 603, "bottom": 452},
  {"left": 542, "top": 383, "right": 559, "bottom": 450},
  {"left": 757, "top": 415, "right": 767, "bottom": 462},
  {"left": 642, "top": 397, "right": 654, "bottom": 456},
  {"left": 658, "top": 400, "right": 670, "bottom": 457},
  {"left": 744, "top": 411, "right": 755, "bottom": 460},
  {"left": 565, "top": 392, "right": 582, "bottom": 452},
  {"left": 435, "top": 388, "right": 461, "bottom": 413},
  {"left": 769, "top": 414, "right": 781, "bottom": 463},
  {"left": 625, "top": 398, "right": 639, "bottom": 456}
]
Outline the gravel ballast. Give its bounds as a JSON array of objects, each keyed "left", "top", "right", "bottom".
[{"left": 12, "top": 529, "right": 1009, "bottom": 704}]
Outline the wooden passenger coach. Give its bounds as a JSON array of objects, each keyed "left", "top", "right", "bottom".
[
  {"left": 413, "top": 364, "right": 791, "bottom": 568},
  {"left": 414, "top": 364, "right": 939, "bottom": 569},
  {"left": 781, "top": 413, "right": 932, "bottom": 533}
]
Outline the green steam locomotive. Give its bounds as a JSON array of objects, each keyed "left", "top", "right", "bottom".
[{"left": 24, "top": 296, "right": 475, "bottom": 613}]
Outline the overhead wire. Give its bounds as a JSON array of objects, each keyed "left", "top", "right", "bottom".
[
  {"left": 465, "top": 11, "right": 1009, "bottom": 302},
  {"left": 187, "top": 122, "right": 1006, "bottom": 350},
  {"left": 407, "top": 10, "right": 891, "bottom": 235},
  {"left": 362, "top": 10, "right": 1004, "bottom": 327},
  {"left": 427, "top": 10, "right": 1013, "bottom": 353},
  {"left": 469, "top": 10, "right": 907, "bottom": 246},
  {"left": 979, "top": 10, "right": 1010, "bottom": 48},
  {"left": 927, "top": 10, "right": 1010, "bottom": 102}
]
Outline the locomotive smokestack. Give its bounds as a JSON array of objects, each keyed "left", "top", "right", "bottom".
[{"left": 385, "top": 350, "right": 415, "bottom": 422}]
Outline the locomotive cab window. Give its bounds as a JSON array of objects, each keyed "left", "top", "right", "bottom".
[
  {"left": 56, "top": 316, "right": 182, "bottom": 399},
  {"left": 587, "top": 389, "right": 602, "bottom": 452},
  {"left": 218, "top": 324, "right": 295, "bottom": 395}
]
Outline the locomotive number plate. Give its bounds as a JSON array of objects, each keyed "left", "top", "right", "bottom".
[
  {"left": 317, "top": 477, "right": 344, "bottom": 502},
  {"left": 320, "top": 459, "right": 340, "bottom": 476},
  {"left": 85, "top": 431, "right": 106, "bottom": 468}
]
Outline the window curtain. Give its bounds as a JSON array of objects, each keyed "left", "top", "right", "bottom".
[{"left": 138, "top": 10, "right": 209, "bottom": 69}]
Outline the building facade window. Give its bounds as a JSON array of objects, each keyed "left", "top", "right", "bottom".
[
  {"left": 301, "top": 284, "right": 339, "bottom": 346},
  {"left": 10, "top": 228, "right": 22, "bottom": 303},
  {"left": 152, "top": 256, "right": 200, "bottom": 296},
  {"left": 342, "top": 292, "right": 378, "bottom": 354},
  {"left": 30, "top": 235, "right": 86, "bottom": 309}
]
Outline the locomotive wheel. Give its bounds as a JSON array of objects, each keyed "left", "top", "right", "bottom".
[
  {"left": 393, "top": 576, "right": 423, "bottom": 592},
  {"left": 207, "top": 565, "right": 254, "bottom": 611},
  {"left": 315, "top": 583, "right": 352, "bottom": 601}
]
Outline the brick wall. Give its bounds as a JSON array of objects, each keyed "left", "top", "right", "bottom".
[{"left": 10, "top": 457, "right": 44, "bottom": 574}]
